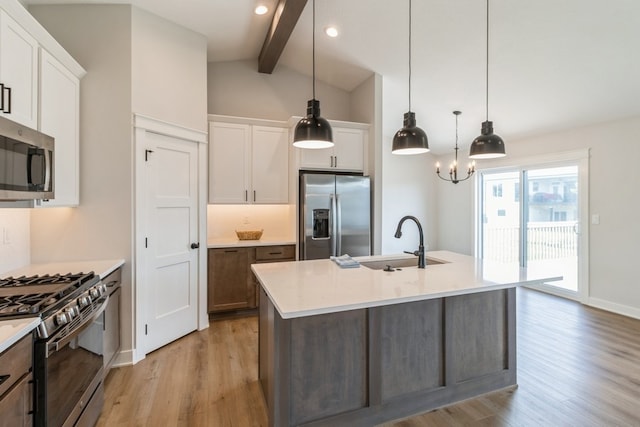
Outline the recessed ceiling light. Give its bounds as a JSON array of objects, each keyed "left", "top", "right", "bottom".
[
  {"left": 324, "top": 26, "right": 339, "bottom": 37},
  {"left": 254, "top": 5, "right": 268, "bottom": 15}
]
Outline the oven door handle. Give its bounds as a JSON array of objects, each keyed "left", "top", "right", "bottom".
[{"left": 47, "top": 295, "right": 109, "bottom": 356}]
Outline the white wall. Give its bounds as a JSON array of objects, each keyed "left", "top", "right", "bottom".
[
  {"left": 379, "top": 76, "right": 438, "bottom": 255},
  {"left": 350, "top": 73, "right": 382, "bottom": 254},
  {"left": 436, "top": 116, "right": 640, "bottom": 317},
  {"left": 0, "top": 209, "right": 30, "bottom": 274},
  {"left": 132, "top": 7, "right": 208, "bottom": 132},
  {"left": 28, "top": 4, "right": 209, "bottom": 362},
  {"left": 29, "top": 2, "right": 135, "bottom": 354},
  {"left": 208, "top": 59, "right": 352, "bottom": 121}
]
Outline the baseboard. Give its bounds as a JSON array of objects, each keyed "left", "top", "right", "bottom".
[
  {"left": 112, "top": 349, "right": 137, "bottom": 367},
  {"left": 587, "top": 297, "right": 640, "bottom": 320}
]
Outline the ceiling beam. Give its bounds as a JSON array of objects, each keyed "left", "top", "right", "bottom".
[{"left": 258, "top": 0, "right": 308, "bottom": 74}]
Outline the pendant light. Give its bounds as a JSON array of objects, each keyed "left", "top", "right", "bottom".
[
  {"left": 293, "top": 0, "right": 333, "bottom": 149},
  {"left": 469, "top": 0, "right": 505, "bottom": 159},
  {"left": 436, "top": 111, "right": 475, "bottom": 184},
  {"left": 392, "top": 0, "right": 429, "bottom": 155}
]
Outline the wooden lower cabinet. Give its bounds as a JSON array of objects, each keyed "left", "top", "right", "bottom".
[
  {"left": 208, "top": 244, "right": 295, "bottom": 313},
  {"left": 0, "top": 334, "right": 33, "bottom": 427}
]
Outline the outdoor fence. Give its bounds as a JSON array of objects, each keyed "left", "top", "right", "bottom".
[{"left": 483, "top": 221, "right": 578, "bottom": 263}]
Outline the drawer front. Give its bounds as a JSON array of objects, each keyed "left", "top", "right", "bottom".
[
  {"left": 0, "top": 334, "right": 32, "bottom": 397},
  {"left": 255, "top": 245, "right": 295, "bottom": 261}
]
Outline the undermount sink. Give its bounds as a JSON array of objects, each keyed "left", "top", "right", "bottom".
[{"left": 360, "top": 257, "right": 447, "bottom": 270}]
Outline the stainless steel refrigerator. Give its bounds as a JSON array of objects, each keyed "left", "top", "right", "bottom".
[{"left": 299, "top": 172, "right": 371, "bottom": 260}]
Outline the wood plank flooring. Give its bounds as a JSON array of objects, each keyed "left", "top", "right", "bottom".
[{"left": 96, "top": 289, "right": 640, "bottom": 426}]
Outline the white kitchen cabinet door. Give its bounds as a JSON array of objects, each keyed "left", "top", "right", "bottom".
[
  {"left": 297, "top": 126, "right": 365, "bottom": 172},
  {"left": 332, "top": 127, "right": 365, "bottom": 171},
  {"left": 251, "top": 126, "right": 288, "bottom": 203},
  {"left": 38, "top": 49, "right": 80, "bottom": 207},
  {"left": 209, "top": 122, "right": 250, "bottom": 203},
  {"left": 0, "top": 10, "right": 38, "bottom": 128}
]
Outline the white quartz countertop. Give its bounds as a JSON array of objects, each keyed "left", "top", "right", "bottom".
[
  {"left": 4, "top": 259, "right": 125, "bottom": 280},
  {"left": 208, "top": 238, "right": 295, "bottom": 248},
  {"left": 0, "top": 317, "right": 40, "bottom": 353},
  {"left": 251, "top": 250, "right": 563, "bottom": 319}
]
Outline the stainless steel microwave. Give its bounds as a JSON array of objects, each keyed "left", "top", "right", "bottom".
[{"left": 0, "top": 115, "right": 54, "bottom": 201}]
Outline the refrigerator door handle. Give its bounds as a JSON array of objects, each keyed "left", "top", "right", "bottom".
[
  {"left": 335, "top": 194, "right": 342, "bottom": 256},
  {"left": 331, "top": 193, "right": 337, "bottom": 256}
]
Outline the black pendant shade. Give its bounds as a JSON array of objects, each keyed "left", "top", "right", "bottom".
[
  {"left": 293, "top": 0, "right": 334, "bottom": 150},
  {"left": 469, "top": 121, "right": 505, "bottom": 159},
  {"left": 470, "top": 0, "right": 506, "bottom": 159},
  {"left": 293, "top": 99, "right": 333, "bottom": 149},
  {"left": 392, "top": 112, "right": 429, "bottom": 155}
]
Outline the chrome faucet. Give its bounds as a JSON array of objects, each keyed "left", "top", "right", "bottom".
[{"left": 394, "top": 215, "right": 426, "bottom": 268}]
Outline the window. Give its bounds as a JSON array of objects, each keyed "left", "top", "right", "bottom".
[{"left": 492, "top": 184, "right": 503, "bottom": 198}]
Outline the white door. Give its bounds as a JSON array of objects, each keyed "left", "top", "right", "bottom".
[{"left": 143, "top": 131, "right": 199, "bottom": 354}]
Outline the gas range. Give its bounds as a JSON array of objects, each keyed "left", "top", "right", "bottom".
[
  {"left": 0, "top": 272, "right": 106, "bottom": 338},
  {"left": 0, "top": 271, "right": 109, "bottom": 427}
]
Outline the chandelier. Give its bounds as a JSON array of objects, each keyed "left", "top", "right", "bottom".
[{"left": 435, "top": 111, "right": 475, "bottom": 184}]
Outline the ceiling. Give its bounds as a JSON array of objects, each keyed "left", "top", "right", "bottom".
[{"left": 22, "top": 0, "right": 640, "bottom": 154}]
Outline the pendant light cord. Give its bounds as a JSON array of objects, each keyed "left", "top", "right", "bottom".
[
  {"left": 312, "top": 0, "right": 316, "bottom": 100},
  {"left": 408, "top": 0, "right": 412, "bottom": 112},
  {"left": 485, "top": 0, "right": 489, "bottom": 122}
]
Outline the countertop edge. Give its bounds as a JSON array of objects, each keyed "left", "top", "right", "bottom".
[
  {"left": 3, "top": 259, "right": 125, "bottom": 280},
  {"left": 208, "top": 239, "right": 296, "bottom": 249},
  {"left": 253, "top": 250, "right": 565, "bottom": 320},
  {"left": 0, "top": 317, "right": 40, "bottom": 353}
]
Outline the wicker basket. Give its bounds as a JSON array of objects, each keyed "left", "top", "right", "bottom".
[{"left": 235, "top": 229, "right": 263, "bottom": 240}]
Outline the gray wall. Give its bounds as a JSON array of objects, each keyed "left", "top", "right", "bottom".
[{"left": 208, "top": 59, "right": 352, "bottom": 121}]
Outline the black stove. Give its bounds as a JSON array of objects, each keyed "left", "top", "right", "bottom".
[{"left": 0, "top": 272, "right": 105, "bottom": 338}]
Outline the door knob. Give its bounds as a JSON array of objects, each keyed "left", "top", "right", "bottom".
[{"left": 190, "top": 243, "right": 200, "bottom": 249}]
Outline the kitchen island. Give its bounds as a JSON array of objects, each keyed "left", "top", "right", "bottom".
[{"left": 252, "top": 251, "right": 561, "bottom": 427}]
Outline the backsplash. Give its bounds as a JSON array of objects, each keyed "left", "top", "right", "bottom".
[
  {"left": 207, "top": 204, "right": 295, "bottom": 241},
  {"left": 0, "top": 209, "right": 31, "bottom": 275}
]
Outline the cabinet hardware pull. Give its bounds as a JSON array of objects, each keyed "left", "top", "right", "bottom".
[
  {"left": 145, "top": 149, "right": 154, "bottom": 161},
  {"left": 334, "top": 156, "right": 337, "bottom": 168},
  {"left": 0, "top": 83, "right": 4, "bottom": 111},
  {"left": 253, "top": 190, "right": 256, "bottom": 202},
  {"left": 269, "top": 252, "right": 282, "bottom": 255},
  {"left": 5, "top": 86, "right": 11, "bottom": 114},
  {"left": 191, "top": 242, "right": 200, "bottom": 249},
  {"left": 245, "top": 190, "right": 248, "bottom": 201},
  {"left": 225, "top": 249, "right": 238, "bottom": 253}
]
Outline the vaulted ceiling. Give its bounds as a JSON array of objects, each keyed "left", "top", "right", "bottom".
[{"left": 22, "top": 0, "right": 640, "bottom": 153}]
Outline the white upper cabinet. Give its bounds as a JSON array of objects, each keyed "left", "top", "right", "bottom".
[
  {"left": 0, "top": 10, "right": 38, "bottom": 128},
  {"left": 209, "top": 119, "right": 289, "bottom": 204},
  {"left": 297, "top": 124, "right": 367, "bottom": 172},
  {"left": 251, "top": 126, "right": 289, "bottom": 203},
  {"left": 209, "top": 121, "right": 251, "bottom": 204},
  {"left": 38, "top": 49, "right": 80, "bottom": 207}
]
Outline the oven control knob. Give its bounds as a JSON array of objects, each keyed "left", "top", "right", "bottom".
[
  {"left": 65, "top": 306, "right": 79, "bottom": 319},
  {"left": 55, "top": 312, "right": 70, "bottom": 326},
  {"left": 90, "top": 287, "right": 100, "bottom": 299},
  {"left": 78, "top": 295, "right": 91, "bottom": 308}
]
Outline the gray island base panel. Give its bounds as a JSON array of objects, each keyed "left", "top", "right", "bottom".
[{"left": 259, "top": 286, "right": 516, "bottom": 427}]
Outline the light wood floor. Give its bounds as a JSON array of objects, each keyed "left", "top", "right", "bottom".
[{"left": 96, "top": 288, "right": 640, "bottom": 426}]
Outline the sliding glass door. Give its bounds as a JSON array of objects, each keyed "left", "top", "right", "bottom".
[{"left": 479, "top": 159, "right": 586, "bottom": 299}]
